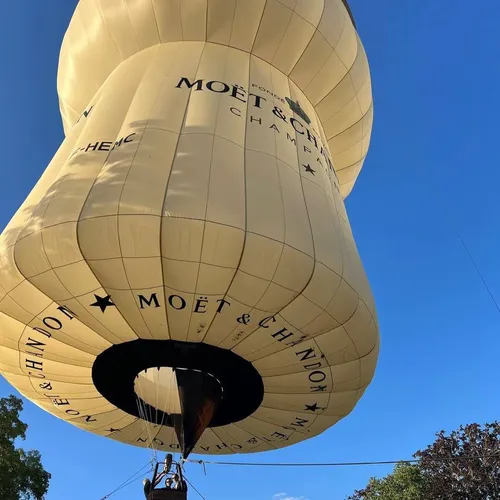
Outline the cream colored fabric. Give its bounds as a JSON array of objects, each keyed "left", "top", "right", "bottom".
[
  {"left": 0, "top": 0, "right": 378, "bottom": 455},
  {"left": 58, "top": 0, "right": 373, "bottom": 198},
  {"left": 135, "top": 368, "right": 182, "bottom": 415}
]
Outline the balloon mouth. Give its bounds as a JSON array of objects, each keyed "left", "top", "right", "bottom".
[
  {"left": 134, "top": 365, "right": 225, "bottom": 458},
  {"left": 133, "top": 366, "right": 222, "bottom": 415},
  {"left": 92, "top": 339, "right": 264, "bottom": 428}
]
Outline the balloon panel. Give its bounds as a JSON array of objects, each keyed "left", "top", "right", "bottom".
[{"left": 0, "top": 0, "right": 378, "bottom": 455}]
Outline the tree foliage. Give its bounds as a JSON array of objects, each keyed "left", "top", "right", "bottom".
[
  {"left": 0, "top": 395, "right": 51, "bottom": 500},
  {"left": 415, "top": 422, "right": 500, "bottom": 499},
  {"left": 347, "top": 421, "right": 500, "bottom": 499},
  {"left": 347, "top": 463, "right": 426, "bottom": 500}
]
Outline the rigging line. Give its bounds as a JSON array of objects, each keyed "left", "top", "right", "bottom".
[
  {"left": 185, "top": 454, "right": 500, "bottom": 468},
  {"left": 145, "top": 392, "right": 159, "bottom": 460},
  {"left": 183, "top": 472, "right": 207, "bottom": 500},
  {"left": 137, "top": 373, "right": 159, "bottom": 460},
  {"left": 135, "top": 394, "right": 151, "bottom": 455},
  {"left": 99, "top": 461, "right": 154, "bottom": 499},
  {"left": 140, "top": 374, "right": 159, "bottom": 459},
  {"left": 104, "top": 469, "right": 154, "bottom": 499},
  {"left": 135, "top": 391, "right": 157, "bottom": 462}
]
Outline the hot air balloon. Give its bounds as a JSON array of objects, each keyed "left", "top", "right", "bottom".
[{"left": 0, "top": 0, "right": 378, "bottom": 479}]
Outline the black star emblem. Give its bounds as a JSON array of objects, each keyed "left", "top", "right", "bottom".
[
  {"left": 107, "top": 428, "right": 121, "bottom": 433},
  {"left": 302, "top": 164, "right": 315, "bottom": 175},
  {"left": 305, "top": 403, "right": 325, "bottom": 413},
  {"left": 90, "top": 294, "right": 115, "bottom": 313}
]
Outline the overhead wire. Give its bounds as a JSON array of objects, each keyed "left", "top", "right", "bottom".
[
  {"left": 100, "top": 454, "right": 497, "bottom": 500},
  {"left": 433, "top": 190, "right": 500, "bottom": 316},
  {"left": 412, "top": 147, "right": 500, "bottom": 318},
  {"left": 185, "top": 454, "right": 500, "bottom": 468}
]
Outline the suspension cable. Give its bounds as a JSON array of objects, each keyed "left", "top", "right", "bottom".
[
  {"left": 184, "top": 475, "right": 207, "bottom": 500},
  {"left": 99, "top": 460, "right": 154, "bottom": 499}
]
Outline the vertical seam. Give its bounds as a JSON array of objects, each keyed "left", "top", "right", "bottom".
[
  {"left": 219, "top": 63, "right": 288, "bottom": 347},
  {"left": 96, "top": 0, "right": 125, "bottom": 59},
  {"left": 184, "top": 46, "right": 229, "bottom": 342},
  {"left": 150, "top": 0, "right": 162, "bottom": 43},
  {"left": 227, "top": 77, "right": 319, "bottom": 354},
  {"left": 250, "top": 0, "right": 269, "bottom": 54},
  {"left": 288, "top": 0, "right": 327, "bottom": 79},
  {"left": 199, "top": 49, "right": 252, "bottom": 344},
  {"left": 122, "top": 0, "right": 142, "bottom": 50},
  {"left": 158, "top": 42, "right": 208, "bottom": 341},
  {"left": 73, "top": 54, "right": 163, "bottom": 343}
]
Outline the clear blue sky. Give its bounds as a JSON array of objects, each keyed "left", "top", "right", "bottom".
[{"left": 1, "top": 1, "right": 499, "bottom": 499}]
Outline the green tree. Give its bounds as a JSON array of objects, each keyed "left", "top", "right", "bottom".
[
  {"left": 347, "top": 463, "right": 426, "bottom": 500},
  {"left": 347, "top": 421, "right": 500, "bottom": 499},
  {"left": 0, "top": 395, "right": 51, "bottom": 500}
]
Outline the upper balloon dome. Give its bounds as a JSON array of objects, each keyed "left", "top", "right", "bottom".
[{"left": 58, "top": 0, "right": 372, "bottom": 198}]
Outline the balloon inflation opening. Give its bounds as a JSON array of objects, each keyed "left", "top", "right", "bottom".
[
  {"left": 134, "top": 366, "right": 222, "bottom": 458},
  {"left": 92, "top": 339, "right": 264, "bottom": 443}
]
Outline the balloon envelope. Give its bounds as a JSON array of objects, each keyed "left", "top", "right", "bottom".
[{"left": 0, "top": 0, "right": 378, "bottom": 455}]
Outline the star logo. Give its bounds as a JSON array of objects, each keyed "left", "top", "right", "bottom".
[
  {"left": 302, "top": 164, "right": 316, "bottom": 175},
  {"left": 305, "top": 403, "right": 325, "bottom": 413},
  {"left": 90, "top": 294, "right": 115, "bottom": 313},
  {"left": 107, "top": 428, "right": 121, "bottom": 433},
  {"left": 286, "top": 97, "right": 311, "bottom": 125}
]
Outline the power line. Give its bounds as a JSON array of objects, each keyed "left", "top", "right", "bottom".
[
  {"left": 97, "top": 454, "right": 499, "bottom": 499},
  {"left": 436, "top": 195, "right": 500, "bottom": 316},
  {"left": 415, "top": 160, "right": 500, "bottom": 318},
  {"left": 186, "top": 454, "right": 500, "bottom": 469}
]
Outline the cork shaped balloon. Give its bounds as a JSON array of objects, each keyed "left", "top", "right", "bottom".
[{"left": 0, "top": 0, "right": 378, "bottom": 457}]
